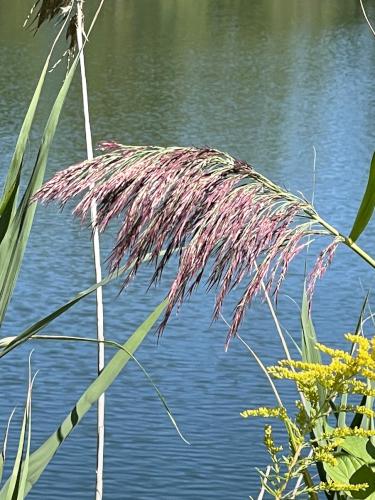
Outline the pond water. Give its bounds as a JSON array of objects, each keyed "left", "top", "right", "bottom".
[{"left": 0, "top": 1, "right": 375, "bottom": 498}]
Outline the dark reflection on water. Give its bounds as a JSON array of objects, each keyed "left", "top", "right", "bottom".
[{"left": 0, "top": 1, "right": 374, "bottom": 498}]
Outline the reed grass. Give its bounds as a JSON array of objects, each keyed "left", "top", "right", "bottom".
[{"left": 35, "top": 142, "right": 374, "bottom": 346}]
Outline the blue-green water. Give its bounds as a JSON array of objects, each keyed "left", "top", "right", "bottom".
[{"left": 0, "top": 1, "right": 374, "bottom": 498}]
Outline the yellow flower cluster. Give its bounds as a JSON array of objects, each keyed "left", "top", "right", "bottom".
[
  {"left": 241, "top": 333, "right": 375, "bottom": 498},
  {"left": 312, "top": 440, "right": 342, "bottom": 466},
  {"left": 266, "top": 333, "right": 375, "bottom": 403},
  {"left": 240, "top": 407, "right": 287, "bottom": 420},
  {"left": 264, "top": 425, "right": 283, "bottom": 455},
  {"left": 322, "top": 426, "right": 375, "bottom": 439},
  {"left": 340, "top": 405, "right": 375, "bottom": 418},
  {"left": 317, "top": 481, "right": 368, "bottom": 492}
]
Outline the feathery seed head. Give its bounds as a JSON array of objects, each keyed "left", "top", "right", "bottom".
[{"left": 34, "top": 143, "right": 335, "bottom": 342}]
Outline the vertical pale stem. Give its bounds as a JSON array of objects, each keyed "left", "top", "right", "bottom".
[{"left": 76, "top": 3, "right": 105, "bottom": 499}]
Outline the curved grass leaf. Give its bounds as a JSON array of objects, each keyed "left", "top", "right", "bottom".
[
  {"left": 0, "top": 172, "right": 20, "bottom": 246},
  {"left": 300, "top": 285, "right": 326, "bottom": 486},
  {"left": 339, "top": 294, "right": 369, "bottom": 429},
  {"left": 0, "top": 250, "right": 163, "bottom": 358},
  {"left": 301, "top": 286, "right": 325, "bottom": 408},
  {"left": 0, "top": 300, "right": 167, "bottom": 497},
  {"left": 3, "top": 359, "right": 35, "bottom": 500},
  {"left": 32, "top": 334, "right": 189, "bottom": 444},
  {"left": 0, "top": 409, "right": 15, "bottom": 487},
  {"left": 0, "top": 19, "right": 67, "bottom": 245},
  {"left": 0, "top": 53, "right": 80, "bottom": 325},
  {"left": 349, "top": 152, "right": 375, "bottom": 242}
]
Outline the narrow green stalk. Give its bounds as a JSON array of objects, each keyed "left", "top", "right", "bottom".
[
  {"left": 312, "top": 214, "right": 375, "bottom": 268},
  {"left": 237, "top": 335, "right": 317, "bottom": 497},
  {"left": 284, "top": 423, "right": 317, "bottom": 499},
  {"left": 257, "top": 170, "right": 375, "bottom": 269}
]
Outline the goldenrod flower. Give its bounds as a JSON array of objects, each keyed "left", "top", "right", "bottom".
[
  {"left": 323, "top": 427, "right": 375, "bottom": 439},
  {"left": 317, "top": 481, "right": 368, "bottom": 492},
  {"left": 240, "top": 407, "right": 287, "bottom": 420},
  {"left": 264, "top": 425, "right": 283, "bottom": 455}
]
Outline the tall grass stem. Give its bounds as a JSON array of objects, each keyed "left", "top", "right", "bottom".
[{"left": 76, "top": 3, "right": 105, "bottom": 499}]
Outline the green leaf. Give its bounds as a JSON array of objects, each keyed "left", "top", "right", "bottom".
[
  {"left": 0, "top": 54, "right": 80, "bottom": 325},
  {"left": 0, "top": 22, "right": 66, "bottom": 243},
  {"left": 0, "top": 172, "right": 20, "bottom": 245},
  {"left": 32, "top": 334, "right": 189, "bottom": 444},
  {"left": 338, "top": 393, "right": 348, "bottom": 428},
  {"left": 341, "top": 296, "right": 369, "bottom": 429},
  {"left": 340, "top": 437, "right": 375, "bottom": 465},
  {"left": 0, "top": 300, "right": 167, "bottom": 498},
  {"left": 349, "top": 152, "right": 375, "bottom": 242},
  {"left": 325, "top": 454, "right": 375, "bottom": 499},
  {"left": 3, "top": 362, "right": 34, "bottom": 500},
  {"left": 301, "top": 286, "right": 326, "bottom": 407},
  {"left": 0, "top": 250, "right": 161, "bottom": 358},
  {"left": 350, "top": 395, "right": 368, "bottom": 430},
  {"left": 0, "top": 409, "right": 15, "bottom": 487}
]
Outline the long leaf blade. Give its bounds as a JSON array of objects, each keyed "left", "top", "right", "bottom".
[
  {"left": 0, "top": 266, "right": 134, "bottom": 357},
  {"left": 0, "top": 55, "right": 80, "bottom": 324},
  {"left": 0, "top": 250, "right": 164, "bottom": 358},
  {"left": 0, "top": 300, "right": 167, "bottom": 497},
  {"left": 0, "top": 20, "right": 67, "bottom": 242},
  {"left": 3, "top": 362, "right": 35, "bottom": 500},
  {"left": 301, "top": 287, "right": 325, "bottom": 405},
  {"left": 33, "top": 334, "right": 189, "bottom": 444},
  {"left": 349, "top": 152, "right": 375, "bottom": 242},
  {"left": 0, "top": 409, "right": 16, "bottom": 487}
]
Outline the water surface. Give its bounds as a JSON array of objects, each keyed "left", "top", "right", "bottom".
[{"left": 0, "top": 1, "right": 375, "bottom": 498}]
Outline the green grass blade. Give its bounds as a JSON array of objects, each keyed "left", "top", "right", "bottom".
[
  {"left": 347, "top": 295, "right": 371, "bottom": 430},
  {"left": 300, "top": 286, "right": 326, "bottom": 440},
  {"left": 32, "top": 334, "right": 189, "bottom": 444},
  {"left": 14, "top": 364, "right": 35, "bottom": 500},
  {"left": 2, "top": 359, "right": 35, "bottom": 500},
  {"left": 301, "top": 287, "right": 325, "bottom": 404},
  {"left": 0, "top": 264, "right": 129, "bottom": 356},
  {"left": 337, "top": 393, "right": 348, "bottom": 428},
  {"left": 354, "top": 292, "right": 369, "bottom": 336},
  {"left": 0, "top": 409, "right": 16, "bottom": 487},
  {"left": 349, "top": 152, "right": 375, "bottom": 242},
  {"left": 0, "top": 251, "right": 163, "bottom": 358},
  {"left": 5, "top": 404, "right": 28, "bottom": 499},
  {"left": 338, "top": 295, "right": 368, "bottom": 429},
  {"left": 0, "top": 20, "right": 67, "bottom": 233},
  {"left": 0, "top": 172, "right": 20, "bottom": 245},
  {"left": 0, "top": 300, "right": 167, "bottom": 497},
  {"left": 0, "top": 55, "right": 80, "bottom": 325}
]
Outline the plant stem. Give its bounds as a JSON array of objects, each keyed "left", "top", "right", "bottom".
[
  {"left": 256, "top": 170, "right": 375, "bottom": 269},
  {"left": 76, "top": 3, "right": 105, "bottom": 499},
  {"left": 284, "top": 423, "right": 318, "bottom": 499},
  {"left": 312, "top": 214, "right": 375, "bottom": 268}
]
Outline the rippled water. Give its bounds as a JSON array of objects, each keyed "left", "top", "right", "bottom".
[{"left": 1, "top": 1, "right": 375, "bottom": 498}]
